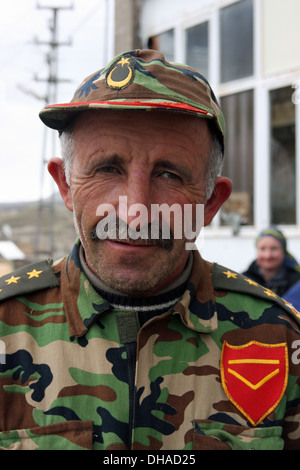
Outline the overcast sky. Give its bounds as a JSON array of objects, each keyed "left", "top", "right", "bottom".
[{"left": 0, "top": 0, "right": 110, "bottom": 203}]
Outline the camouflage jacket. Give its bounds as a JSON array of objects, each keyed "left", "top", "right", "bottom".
[{"left": 0, "top": 240, "right": 300, "bottom": 450}]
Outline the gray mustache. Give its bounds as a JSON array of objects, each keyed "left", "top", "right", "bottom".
[{"left": 91, "top": 215, "right": 173, "bottom": 250}]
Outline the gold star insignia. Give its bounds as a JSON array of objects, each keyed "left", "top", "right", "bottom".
[
  {"left": 244, "top": 278, "right": 258, "bottom": 287},
  {"left": 263, "top": 288, "right": 277, "bottom": 298},
  {"left": 0, "top": 289, "right": 2, "bottom": 293},
  {"left": 223, "top": 270, "right": 238, "bottom": 279},
  {"left": 119, "top": 57, "right": 130, "bottom": 67},
  {"left": 5, "top": 276, "right": 21, "bottom": 285},
  {"left": 283, "top": 299, "right": 300, "bottom": 317},
  {"left": 27, "top": 269, "right": 43, "bottom": 279}
]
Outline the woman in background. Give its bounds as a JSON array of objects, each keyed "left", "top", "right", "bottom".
[{"left": 243, "top": 226, "right": 300, "bottom": 297}]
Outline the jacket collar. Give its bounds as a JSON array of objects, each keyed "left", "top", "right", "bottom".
[
  {"left": 53, "top": 240, "right": 111, "bottom": 339},
  {"left": 173, "top": 250, "right": 218, "bottom": 333}
]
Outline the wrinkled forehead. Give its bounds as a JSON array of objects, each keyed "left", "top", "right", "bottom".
[{"left": 69, "top": 109, "right": 212, "bottom": 172}]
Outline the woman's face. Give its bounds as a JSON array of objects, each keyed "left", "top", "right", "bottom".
[{"left": 256, "top": 236, "right": 285, "bottom": 273}]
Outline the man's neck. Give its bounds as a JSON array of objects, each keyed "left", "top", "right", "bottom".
[{"left": 260, "top": 267, "right": 279, "bottom": 283}]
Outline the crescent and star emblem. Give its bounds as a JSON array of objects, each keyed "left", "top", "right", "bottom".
[{"left": 106, "top": 57, "right": 134, "bottom": 89}]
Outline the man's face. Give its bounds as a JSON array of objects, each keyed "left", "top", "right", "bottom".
[{"left": 56, "top": 110, "right": 227, "bottom": 295}]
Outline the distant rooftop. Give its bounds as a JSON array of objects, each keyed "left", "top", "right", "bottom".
[{"left": 0, "top": 241, "right": 25, "bottom": 261}]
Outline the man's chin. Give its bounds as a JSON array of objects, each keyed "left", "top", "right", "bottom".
[
  {"left": 99, "top": 271, "right": 165, "bottom": 296},
  {"left": 86, "top": 237, "right": 188, "bottom": 295}
]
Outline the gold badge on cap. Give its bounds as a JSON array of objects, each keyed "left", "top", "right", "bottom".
[{"left": 106, "top": 56, "right": 135, "bottom": 89}]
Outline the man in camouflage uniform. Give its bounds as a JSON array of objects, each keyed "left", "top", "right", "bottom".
[{"left": 0, "top": 49, "right": 300, "bottom": 450}]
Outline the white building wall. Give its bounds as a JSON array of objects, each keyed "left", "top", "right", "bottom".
[{"left": 262, "top": 0, "right": 300, "bottom": 76}]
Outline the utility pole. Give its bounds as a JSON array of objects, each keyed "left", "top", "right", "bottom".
[{"left": 34, "top": 3, "right": 73, "bottom": 259}]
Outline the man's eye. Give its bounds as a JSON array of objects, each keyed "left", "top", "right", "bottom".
[
  {"left": 159, "top": 171, "right": 182, "bottom": 181},
  {"left": 97, "top": 166, "right": 119, "bottom": 174}
]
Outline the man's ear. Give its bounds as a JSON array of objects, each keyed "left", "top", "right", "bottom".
[
  {"left": 204, "top": 176, "right": 232, "bottom": 226},
  {"left": 48, "top": 157, "right": 73, "bottom": 212}
]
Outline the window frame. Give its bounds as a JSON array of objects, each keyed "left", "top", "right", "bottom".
[{"left": 219, "top": 0, "right": 254, "bottom": 84}]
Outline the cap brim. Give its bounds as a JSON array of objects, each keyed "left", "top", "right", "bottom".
[{"left": 39, "top": 99, "right": 214, "bottom": 132}]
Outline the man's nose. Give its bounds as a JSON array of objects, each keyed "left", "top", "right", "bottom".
[{"left": 117, "top": 171, "right": 152, "bottom": 225}]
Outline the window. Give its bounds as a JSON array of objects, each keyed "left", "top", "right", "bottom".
[
  {"left": 185, "top": 22, "right": 209, "bottom": 78},
  {"left": 220, "top": 90, "right": 254, "bottom": 226},
  {"left": 220, "top": 0, "right": 253, "bottom": 83},
  {"left": 270, "top": 86, "right": 296, "bottom": 225},
  {"left": 148, "top": 29, "right": 175, "bottom": 62}
]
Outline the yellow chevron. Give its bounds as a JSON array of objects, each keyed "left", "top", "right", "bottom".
[{"left": 228, "top": 367, "right": 280, "bottom": 390}]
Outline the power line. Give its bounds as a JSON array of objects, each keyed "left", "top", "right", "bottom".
[
  {"left": 34, "top": 3, "right": 73, "bottom": 259},
  {"left": 34, "top": 3, "right": 73, "bottom": 103}
]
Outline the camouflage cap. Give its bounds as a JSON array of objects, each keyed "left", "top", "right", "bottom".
[{"left": 39, "top": 49, "right": 225, "bottom": 151}]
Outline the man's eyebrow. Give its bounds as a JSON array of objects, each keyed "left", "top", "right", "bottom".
[
  {"left": 87, "top": 154, "right": 125, "bottom": 171},
  {"left": 155, "top": 160, "right": 192, "bottom": 181},
  {"left": 97, "top": 154, "right": 125, "bottom": 165}
]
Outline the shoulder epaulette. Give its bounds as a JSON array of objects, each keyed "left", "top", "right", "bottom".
[
  {"left": 212, "top": 263, "right": 300, "bottom": 325},
  {"left": 0, "top": 260, "right": 59, "bottom": 303}
]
